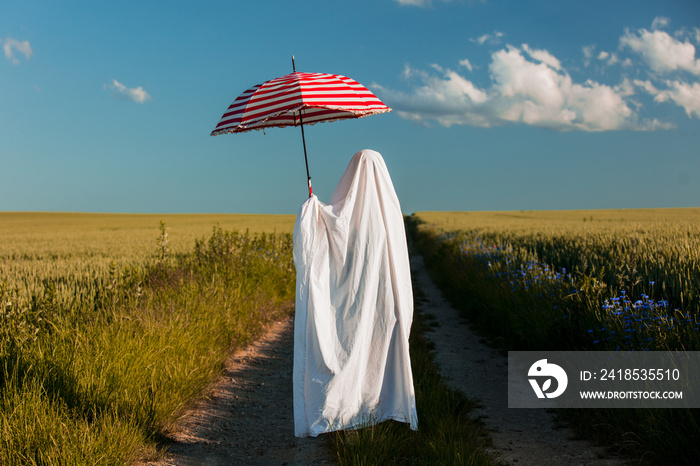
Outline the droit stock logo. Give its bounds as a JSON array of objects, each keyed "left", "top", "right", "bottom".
[{"left": 528, "top": 359, "right": 568, "bottom": 399}]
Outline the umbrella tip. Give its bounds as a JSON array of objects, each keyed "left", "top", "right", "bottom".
[{"left": 292, "top": 54, "right": 296, "bottom": 72}]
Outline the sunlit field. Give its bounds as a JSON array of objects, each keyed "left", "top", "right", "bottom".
[
  {"left": 1, "top": 212, "right": 496, "bottom": 465},
  {"left": 0, "top": 212, "right": 296, "bottom": 464},
  {"left": 0, "top": 212, "right": 295, "bottom": 278},
  {"left": 0, "top": 213, "right": 494, "bottom": 465},
  {"left": 0, "top": 212, "right": 295, "bottom": 306},
  {"left": 409, "top": 207, "right": 700, "bottom": 464},
  {"left": 4, "top": 209, "right": 698, "bottom": 464}
]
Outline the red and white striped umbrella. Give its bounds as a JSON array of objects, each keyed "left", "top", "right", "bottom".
[
  {"left": 211, "top": 60, "right": 391, "bottom": 196},
  {"left": 211, "top": 71, "right": 390, "bottom": 134}
]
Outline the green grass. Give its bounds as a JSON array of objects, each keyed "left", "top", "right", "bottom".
[
  {"left": 408, "top": 208, "right": 700, "bottom": 464},
  {"left": 0, "top": 216, "right": 295, "bottom": 464},
  {"left": 330, "top": 285, "right": 497, "bottom": 465},
  {"left": 1, "top": 212, "right": 501, "bottom": 464}
]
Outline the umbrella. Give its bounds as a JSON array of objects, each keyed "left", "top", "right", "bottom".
[{"left": 211, "top": 57, "right": 391, "bottom": 196}]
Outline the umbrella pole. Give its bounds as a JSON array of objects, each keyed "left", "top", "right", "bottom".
[
  {"left": 299, "top": 111, "right": 312, "bottom": 197},
  {"left": 292, "top": 55, "right": 312, "bottom": 197}
]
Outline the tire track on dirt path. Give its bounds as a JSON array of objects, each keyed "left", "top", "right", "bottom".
[
  {"left": 409, "top": 253, "right": 629, "bottom": 466},
  {"left": 141, "top": 317, "right": 334, "bottom": 466}
]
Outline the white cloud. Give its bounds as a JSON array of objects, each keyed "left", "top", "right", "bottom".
[
  {"left": 584, "top": 45, "right": 627, "bottom": 69},
  {"left": 375, "top": 63, "right": 490, "bottom": 128},
  {"left": 633, "top": 79, "right": 659, "bottom": 95},
  {"left": 651, "top": 16, "right": 670, "bottom": 30},
  {"left": 379, "top": 20, "right": 700, "bottom": 132},
  {"left": 394, "top": 0, "right": 470, "bottom": 6},
  {"left": 459, "top": 58, "right": 473, "bottom": 72},
  {"left": 471, "top": 31, "right": 504, "bottom": 46},
  {"left": 104, "top": 79, "right": 151, "bottom": 103},
  {"left": 594, "top": 50, "right": 621, "bottom": 66},
  {"left": 489, "top": 46, "right": 634, "bottom": 130},
  {"left": 394, "top": 0, "right": 431, "bottom": 6},
  {"left": 522, "top": 44, "right": 561, "bottom": 70},
  {"left": 615, "top": 78, "right": 635, "bottom": 98},
  {"left": 662, "top": 81, "right": 700, "bottom": 118},
  {"left": 376, "top": 45, "right": 666, "bottom": 132},
  {"left": 3, "top": 38, "right": 32, "bottom": 64},
  {"left": 620, "top": 28, "right": 700, "bottom": 75},
  {"left": 636, "top": 79, "right": 700, "bottom": 118},
  {"left": 582, "top": 45, "right": 595, "bottom": 67},
  {"left": 607, "top": 53, "right": 621, "bottom": 66}
]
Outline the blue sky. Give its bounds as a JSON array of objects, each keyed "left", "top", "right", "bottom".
[{"left": 1, "top": 0, "right": 699, "bottom": 214}]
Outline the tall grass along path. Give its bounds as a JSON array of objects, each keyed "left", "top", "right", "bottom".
[
  {"left": 409, "top": 208, "right": 700, "bottom": 464},
  {"left": 410, "top": 253, "right": 627, "bottom": 465}
]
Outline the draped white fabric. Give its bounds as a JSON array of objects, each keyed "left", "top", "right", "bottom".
[{"left": 292, "top": 149, "right": 418, "bottom": 438}]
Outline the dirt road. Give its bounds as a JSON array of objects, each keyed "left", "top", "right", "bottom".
[
  {"left": 410, "top": 253, "right": 628, "bottom": 466},
  {"left": 142, "top": 252, "right": 629, "bottom": 465},
  {"left": 141, "top": 318, "right": 333, "bottom": 465}
]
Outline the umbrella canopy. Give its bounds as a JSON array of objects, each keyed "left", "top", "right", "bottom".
[
  {"left": 211, "top": 64, "right": 391, "bottom": 196},
  {"left": 210, "top": 72, "right": 391, "bottom": 135}
]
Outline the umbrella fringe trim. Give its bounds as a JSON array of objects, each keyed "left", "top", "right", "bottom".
[{"left": 210, "top": 106, "right": 391, "bottom": 136}]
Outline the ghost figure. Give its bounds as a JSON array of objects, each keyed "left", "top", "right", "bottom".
[{"left": 292, "top": 149, "right": 418, "bottom": 438}]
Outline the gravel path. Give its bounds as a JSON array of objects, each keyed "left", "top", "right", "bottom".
[
  {"left": 409, "top": 253, "right": 630, "bottom": 466},
  {"left": 140, "top": 252, "right": 631, "bottom": 465},
  {"left": 141, "top": 317, "right": 333, "bottom": 466}
]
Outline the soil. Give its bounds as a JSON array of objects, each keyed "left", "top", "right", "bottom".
[
  {"left": 139, "top": 252, "right": 631, "bottom": 465},
  {"left": 139, "top": 318, "right": 333, "bottom": 465},
  {"left": 410, "top": 253, "right": 630, "bottom": 466}
]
